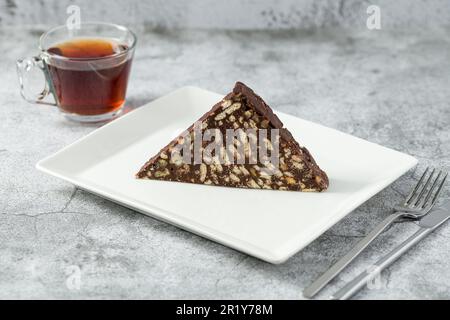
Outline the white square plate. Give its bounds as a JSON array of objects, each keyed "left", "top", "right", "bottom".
[{"left": 37, "top": 87, "right": 417, "bottom": 264}]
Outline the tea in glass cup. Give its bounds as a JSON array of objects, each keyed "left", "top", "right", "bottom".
[{"left": 17, "top": 22, "right": 137, "bottom": 122}]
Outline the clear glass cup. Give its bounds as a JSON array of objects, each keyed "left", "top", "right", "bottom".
[{"left": 17, "top": 22, "right": 137, "bottom": 122}]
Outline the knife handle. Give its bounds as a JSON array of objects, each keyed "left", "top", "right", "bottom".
[
  {"left": 303, "top": 212, "right": 404, "bottom": 299},
  {"left": 330, "top": 227, "right": 431, "bottom": 300}
]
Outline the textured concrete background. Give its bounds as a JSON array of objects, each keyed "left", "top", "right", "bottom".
[
  {"left": 1, "top": 0, "right": 450, "bottom": 30},
  {"left": 1, "top": 25, "right": 450, "bottom": 299},
  {"left": 1, "top": 0, "right": 450, "bottom": 300}
]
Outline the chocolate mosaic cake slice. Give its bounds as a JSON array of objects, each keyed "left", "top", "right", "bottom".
[{"left": 136, "top": 82, "right": 328, "bottom": 191}]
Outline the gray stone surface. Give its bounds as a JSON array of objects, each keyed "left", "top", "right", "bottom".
[
  {"left": 1, "top": 26, "right": 450, "bottom": 299},
  {"left": 1, "top": 0, "right": 450, "bottom": 30}
]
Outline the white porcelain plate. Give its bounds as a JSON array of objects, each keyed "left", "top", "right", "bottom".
[{"left": 37, "top": 87, "right": 417, "bottom": 264}]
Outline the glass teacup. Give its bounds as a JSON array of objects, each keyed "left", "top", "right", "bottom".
[{"left": 17, "top": 22, "right": 137, "bottom": 122}]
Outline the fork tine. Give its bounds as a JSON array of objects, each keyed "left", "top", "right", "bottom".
[
  {"left": 413, "top": 168, "right": 436, "bottom": 207},
  {"left": 417, "top": 170, "right": 443, "bottom": 208},
  {"left": 404, "top": 167, "right": 429, "bottom": 205},
  {"left": 429, "top": 172, "right": 448, "bottom": 207}
]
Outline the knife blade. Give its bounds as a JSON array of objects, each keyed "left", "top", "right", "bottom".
[
  {"left": 331, "top": 199, "right": 450, "bottom": 300},
  {"left": 416, "top": 199, "right": 450, "bottom": 228}
]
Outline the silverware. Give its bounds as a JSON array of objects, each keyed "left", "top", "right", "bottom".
[
  {"left": 331, "top": 198, "right": 450, "bottom": 300},
  {"left": 303, "top": 167, "right": 447, "bottom": 299}
]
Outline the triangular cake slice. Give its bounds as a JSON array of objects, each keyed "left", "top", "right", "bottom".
[{"left": 136, "top": 82, "right": 328, "bottom": 191}]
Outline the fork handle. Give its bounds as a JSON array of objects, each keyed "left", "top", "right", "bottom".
[
  {"left": 330, "top": 227, "right": 431, "bottom": 300},
  {"left": 303, "top": 212, "right": 405, "bottom": 298}
]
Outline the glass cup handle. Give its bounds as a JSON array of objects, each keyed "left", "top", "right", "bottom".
[{"left": 16, "top": 55, "right": 57, "bottom": 106}]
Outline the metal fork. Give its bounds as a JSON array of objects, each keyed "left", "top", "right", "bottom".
[{"left": 303, "top": 167, "right": 448, "bottom": 299}]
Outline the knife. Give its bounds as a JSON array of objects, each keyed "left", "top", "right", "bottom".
[{"left": 330, "top": 199, "right": 450, "bottom": 300}]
